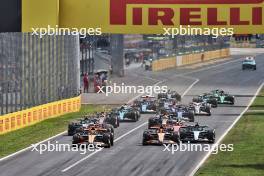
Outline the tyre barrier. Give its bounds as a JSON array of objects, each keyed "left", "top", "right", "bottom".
[{"left": 152, "top": 48, "right": 230, "bottom": 71}]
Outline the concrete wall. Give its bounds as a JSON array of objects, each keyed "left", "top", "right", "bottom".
[{"left": 152, "top": 48, "right": 230, "bottom": 71}]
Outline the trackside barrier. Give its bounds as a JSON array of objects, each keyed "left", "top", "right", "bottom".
[
  {"left": 152, "top": 57, "right": 176, "bottom": 71},
  {"left": 152, "top": 48, "right": 230, "bottom": 71},
  {"left": 0, "top": 96, "right": 81, "bottom": 135}
]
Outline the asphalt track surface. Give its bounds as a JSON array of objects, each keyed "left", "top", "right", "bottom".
[{"left": 0, "top": 53, "right": 264, "bottom": 176}]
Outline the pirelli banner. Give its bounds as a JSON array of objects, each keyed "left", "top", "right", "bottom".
[
  {"left": 0, "top": 1, "right": 264, "bottom": 34},
  {"left": 0, "top": 96, "right": 81, "bottom": 135},
  {"left": 16, "top": 0, "right": 264, "bottom": 34}
]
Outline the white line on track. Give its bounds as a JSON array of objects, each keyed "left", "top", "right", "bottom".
[
  {"left": 189, "top": 82, "right": 264, "bottom": 176},
  {"left": 61, "top": 122, "right": 148, "bottom": 172},
  {"left": 182, "top": 79, "right": 199, "bottom": 98},
  {"left": 0, "top": 131, "right": 67, "bottom": 162},
  {"left": 114, "top": 122, "right": 148, "bottom": 142},
  {"left": 179, "top": 76, "right": 200, "bottom": 98}
]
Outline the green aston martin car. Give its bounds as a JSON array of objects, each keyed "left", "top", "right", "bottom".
[{"left": 211, "top": 89, "right": 235, "bottom": 105}]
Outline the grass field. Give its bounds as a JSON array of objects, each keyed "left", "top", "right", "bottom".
[
  {"left": 0, "top": 105, "right": 111, "bottom": 158},
  {"left": 196, "top": 89, "right": 264, "bottom": 176},
  {"left": 251, "top": 89, "right": 264, "bottom": 110}
]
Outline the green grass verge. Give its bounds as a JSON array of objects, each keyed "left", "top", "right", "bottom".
[
  {"left": 0, "top": 105, "right": 111, "bottom": 158},
  {"left": 196, "top": 89, "right": 264, "bottom": 176},
  {"left": 251, "top": 89, "right": 264, "bottom": 110}
]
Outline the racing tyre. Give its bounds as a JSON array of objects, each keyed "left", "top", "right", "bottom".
[
  {"left": 208, "top": 133, "right": 215, "bottom": 143},
  {"left": 106, "top": 138, "right": 111, "bottom": 148},
  {"left": 112, "top": 117, "right": 119, "bottom": 128},
  {"left": 75, "top": 127, "right": 83, "bottom": 134},
  {"left": 192, "top": 98, "right": 199, "bottom": 103},
  {"left": 111, "top": 137, "right": 114, "bottom": 146},
  {"left": 134, "top": 112, "right": 138, "bottom": 122},
  {"left": 157, "top": 94, "right": 163, "bottom": 99},
  {"left": 209, "top": 138, "right": 215, "bottom": 144},
  {"left": 142, "top": 138, "right": 148, "bottom": 146},
  {"left": 177, "top": 95, "right": 182, "bottom": 102},
  {"left": 159, "top": 108, "right": 166, "bottom": 114},
  {"left": 116, "top": 118, "right": 120, "bottom": 128},
  {"left": 172, "top": 94, "right": 181, "bottom": 102},
  {"left": 112, "top": 119, "right": 119, "bottom": 128},
  {"left": 103, "top": 134, "right": 111, "bottom": 148},
  {"left": 180, "top": 139, "right": 187, "bottom": 143},
  {"left": 137, "top": 112, "right": 141, "bottom": 119},
  {"left": 148, "top": 123, "right": 152, "bottom": 129},
  {"left": 205, "top": 106, "right": 211, "bottom": 116},
  {"left": 172, "top": 133, "right": 180, "bottom": 144},
  {"left": 68, "top": 130, "right": 75, "bottom": 136},
  {"left": 230, "top": 98, "right": 235, "bottom": 105},
  {"left": 211, "top": 99, "right": 218, "bottom": 108},
  {"left": 72, "top": 140, "right": 79, "bottom": 145},
  {"left": 72, "top": 134, "right": 82, "bottom": 145},
  {"left": 189, "top": 111, "right": 195, "bottom": 122}
]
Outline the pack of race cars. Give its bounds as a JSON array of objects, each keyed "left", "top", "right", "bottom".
[{"left": 68, "top": 89, "right": 235, "bottom": 147}]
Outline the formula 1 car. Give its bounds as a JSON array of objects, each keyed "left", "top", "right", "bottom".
[
  {"left": 68, "top": 112, "right": 119, "bottom": 135},
  {"left": 104, "top": 113, "right": 120, "bottom": 128},
  {"left": 133, "top": 96, "right": 157, "bottom": 113},
  {"left": 179, "top": 124, "right": 215, "bottom": 143},
  {"left": 193, "top": 93, "right": 218, "bottom": 108},
  {"left": 189, "top": 102, "right": 211, "bottom": 116},
  {"left": 91, "top": 112, "right": 119, "bottom": 128},
  {"left": 142, "top": 125, "right": 180, "bottom": 145},
  {"left": 148, "top": 114, "right": 185, "bottom": 129},
  {"left": 68, "top": 117, "right": 98, "bottom": 136},
  {"left": 242, "top": 56, "right": 256, "bottom": 70},
  {"left": 158, "top": 90, "right": 181, "bottom": 102},
  {"left": 159, "top": 105, "right": 195, "bottom": 122},
  {"left": 211, "top": 89, "right": 235, "bottom": 105},
  {"left": 113, "top": 105, "right": 140, "bottom": 122},
  {"left": 157, "top": 98, "right": 177, "bottom": 110},
  {"left": 72, "top": 123, "right": 114, "bottom": 148},
  {"left": 148, "top": 115, "right": 164, "bottom": 129}
]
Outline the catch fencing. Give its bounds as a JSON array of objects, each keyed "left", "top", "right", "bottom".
[{"left": 0, "top": 33, "right": 80, "bottom": 116}]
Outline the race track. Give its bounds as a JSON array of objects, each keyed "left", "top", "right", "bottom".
[{"left": 0, "top": 53, "right": 263, "bottom": 176}]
